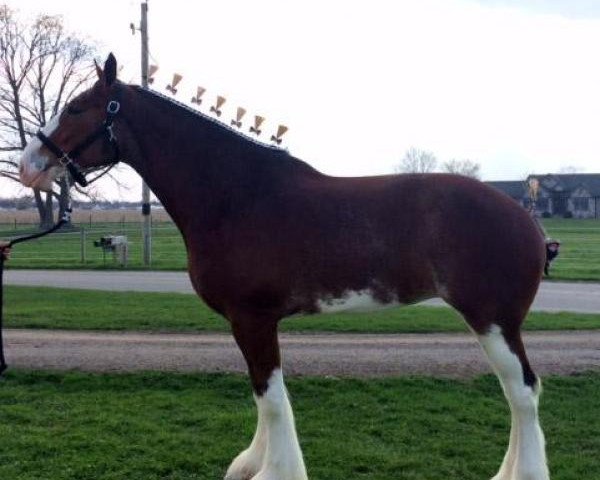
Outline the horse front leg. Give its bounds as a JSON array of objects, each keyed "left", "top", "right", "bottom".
[
  {"left": 225, "top": 394, "right": 268, "bottom": 480},
  {"left": 225, "top": 314, "right": 308, "bottom": 480}
]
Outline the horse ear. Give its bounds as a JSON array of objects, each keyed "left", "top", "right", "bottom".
[{"left": 103, "top": 53, "right": 117, "bottom": 86}]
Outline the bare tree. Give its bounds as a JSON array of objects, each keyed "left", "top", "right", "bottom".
[
  {"left": 442, "top": 159, "right": 481, "bottom": 179},
  {"left": 395, "top": 147, "right": 438, "bottom": 174},
  {"left": 0, "top": 6, "right": 95, "bottom": 227}
]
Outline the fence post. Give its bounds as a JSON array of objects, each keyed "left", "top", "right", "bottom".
[{"left": 80, "top": 227, "right": 86, "bottom": 264}]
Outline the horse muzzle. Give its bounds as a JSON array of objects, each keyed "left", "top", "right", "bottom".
[{"left": 19, "top": 154, "right": 62, "bottom": 191}]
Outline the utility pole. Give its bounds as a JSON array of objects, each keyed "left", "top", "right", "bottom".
[{"left": 140, "top": 1, "right": 152, "bottom": 266}]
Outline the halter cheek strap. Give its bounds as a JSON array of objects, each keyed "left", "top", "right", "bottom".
[{"left": 35, "top": 99, "right": 122, "bottom": 187}]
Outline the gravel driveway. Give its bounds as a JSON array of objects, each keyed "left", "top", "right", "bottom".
[
  {"left": 5, "top": 329, "right": 600, "bottom": 378},
  {"left": 4, "top": 270, "right": 600, "bottom": 378}
]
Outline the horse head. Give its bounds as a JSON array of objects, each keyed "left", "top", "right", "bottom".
[{"left": 20, "top": 53, "right": 121, "bottom": 191}]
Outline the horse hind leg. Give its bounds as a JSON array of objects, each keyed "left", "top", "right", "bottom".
[
  {"left": 477, "top": 324, "right": 549, "bottom": 480},
  {"left": 225, "top": 316, "right": 307, "bottom": 480}
]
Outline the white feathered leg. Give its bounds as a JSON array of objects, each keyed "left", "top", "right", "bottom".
[
  {"left": 251, "top": 369, "right": 307, "bottom": 480},
  {"left": 225, "top": 395, "right": 268, "bottom": 480},
  {"left": 479, "top": 326, "right": 549, "bottom": 480}
]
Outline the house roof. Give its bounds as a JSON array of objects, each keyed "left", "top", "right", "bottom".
[
  {"left": 487, "top": 174, "right": 600, "bottom": 199},
  {"left": 530, "top": 174, "right": 600, "bottom": 197},
  {"left": 486, "top": 181, "right": 525, "bottom": 199}
]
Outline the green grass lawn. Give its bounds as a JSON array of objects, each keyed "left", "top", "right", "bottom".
[
  {"left": 2, "top": 218, "right": 600, "bottom": 281},
  {"left": 0, "top": 370, "right": 597, "bottom": 480},
  {"left": 5, "top": 285, "right": 600, "bottom": 333},
  {"left": 543, "top": 218, "right": 600, "bottom": 281}
]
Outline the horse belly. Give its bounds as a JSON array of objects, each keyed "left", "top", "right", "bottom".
[{"left": 316, "top": 289, "right": 404, "bottom": 313}]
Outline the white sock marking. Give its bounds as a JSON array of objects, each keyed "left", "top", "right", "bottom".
[
  {"left": 253, "top": 369, "right": 307, "bottom": 480},
  {"left": 225, "top": 395, "right": 268, "bottom": 479},
  {"left": 479, "top": 326, "right": 549, "bottom": 480},
  {"left": 225, "top": 369, "right": 307, "bottom": 480}
]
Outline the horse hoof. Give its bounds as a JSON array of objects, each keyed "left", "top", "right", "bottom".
[
  {"left": 224, "top": 475, "right": 252, "bottom": 480},
  {"left": 224, "top": 466, "right": 257, "bottom": 480},
  {"left": 224, "top": 449, "right": 263, "bottom": 480},
  {"left": 224, "top": 469, "right": 255, "bottom": 480},
  {"left": 251, "top": 467, "right": 308, "bottom": 480},
  {"left": 491, "top": 472, "right": 550, "bottom": 480}
]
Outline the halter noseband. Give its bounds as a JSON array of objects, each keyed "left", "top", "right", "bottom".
[{"left": 35, "top": 99, "right": 122, "bottom": 187}]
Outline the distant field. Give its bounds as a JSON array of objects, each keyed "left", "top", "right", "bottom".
[
  {"left": 1, "top": 211, "right": 600, "bottom": 281},
  {"left": 0, "top": 208, "right": 173, "bottom": 225}
]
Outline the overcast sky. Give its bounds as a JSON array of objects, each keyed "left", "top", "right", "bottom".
[{"left": 3, "top": 0, "right": 600, "bottom": 200}]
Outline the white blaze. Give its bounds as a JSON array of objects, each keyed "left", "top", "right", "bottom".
[{"left": 19, "top": 115, "right": 63, "bottom": 190}]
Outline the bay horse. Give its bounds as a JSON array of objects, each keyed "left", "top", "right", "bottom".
[{"left": 19, "top": 54, "right": 549, "bottom": 480}]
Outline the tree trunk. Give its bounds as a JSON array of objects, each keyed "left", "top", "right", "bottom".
[
  {"left": 44, "top": 192, "right": 54, "bottom": 228},
  {"left": 58, "top": 177, "right": 71, "bottom": 226},
  {"left": 34, "top": 189, "right": 54, "bottom": 229}
]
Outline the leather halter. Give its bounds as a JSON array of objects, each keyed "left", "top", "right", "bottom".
[{"left": 35, "top": 99, "right": 122, "bottom": 187}]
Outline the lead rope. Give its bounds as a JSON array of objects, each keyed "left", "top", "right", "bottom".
[{"left": 0, "top": 204, "right": 72, "bottom": 375}]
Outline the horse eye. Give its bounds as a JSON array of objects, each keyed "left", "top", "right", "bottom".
[{"left": 67, "top": 105, "right": 84, "bottom": 115}]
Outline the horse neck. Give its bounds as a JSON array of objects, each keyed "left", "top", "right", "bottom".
[{"left": 120, "top": 86, "right": 312, "bottom": 237}]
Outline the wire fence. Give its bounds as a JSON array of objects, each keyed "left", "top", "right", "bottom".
[
  {"left": 1, "top": 215, "right": 600, "bottom": 280},
  {"left": 0, "top": 219, "right": 187, "bottom": 270}
]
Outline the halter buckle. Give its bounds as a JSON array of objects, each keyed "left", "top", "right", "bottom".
[{"left": 107, "top": 100, "right": 121, "bottom": 115}]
